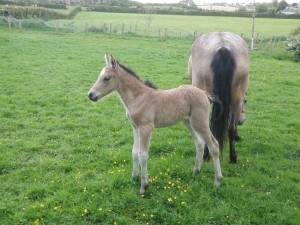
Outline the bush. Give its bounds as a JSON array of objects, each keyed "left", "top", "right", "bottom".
[
  {"left": 285, "top": 36, "right": 300, "bottom": 61},
  {"left": 290, "top": 25, "right": 300, "bottom": 36}
]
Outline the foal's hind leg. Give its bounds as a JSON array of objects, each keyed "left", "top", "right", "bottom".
[
  {"left": 200, "top": 131, "right": 223, "bottom": 188},
  {"left": 183, "top": 120, "right": 205, "bottom": 177}
]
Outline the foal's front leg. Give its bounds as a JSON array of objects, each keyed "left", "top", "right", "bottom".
[
  {"left": 131, "top": 126, "right": 140, "bottom": 180},
  {"left": 137, "top": 125, "right": 153, "bottom": 195}
]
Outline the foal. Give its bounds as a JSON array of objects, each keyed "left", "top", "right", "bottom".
[{"left": 88, "top": 55, "right": 223, "bottom": 195}]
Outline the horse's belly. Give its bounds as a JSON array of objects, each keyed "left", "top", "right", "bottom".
[{"left": 154, "top": 108, "right": 189, "bottom": 128}]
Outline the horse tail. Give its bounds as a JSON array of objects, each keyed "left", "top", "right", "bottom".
[{"left": 210, "top": 47, "right": 236, "bottom": 152}]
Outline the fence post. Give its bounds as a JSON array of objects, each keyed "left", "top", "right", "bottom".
[
  {"left": 19, "top": 19, "right": 22, "bottom": 31},
  {"left": 56, "top": 20, "right": 59, "bottom": 32},
  {"left": 8, "top": 15, "right": 11, "bottom": 30},
  {"left": 164, "top": 28, "right": 167, "bottom": 40},
  {"left": 110, "top": 23, "right": 112, "bottom": 36},
  {"left": 159, "top": 28, "right": 161, "bottom": 40},
  {"left": 85, "top": 22, "right": 88, "bottom": 32}
]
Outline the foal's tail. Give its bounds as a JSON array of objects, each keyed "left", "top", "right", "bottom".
[{"left": 210, "top": 47, "right": 236, "bottom": 152}]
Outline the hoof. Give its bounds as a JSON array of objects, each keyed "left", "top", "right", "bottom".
[
  {"left": 214, "top": 176, "right": 223, "bottom": 188},
  {"left": 139, "top": 186, "right": 148, "bottom": 195},
  {"left": 214, "top": 181, "right": 221, "bottom": 189},
  {"left": 235, "top": 135, "right": 241, "bottom": 142},
  {"left": 192, "top": 169, "right": 200, "bottom": 178},
  {"left": 229, "top": 157, "right": 237, "bottom": 164}
]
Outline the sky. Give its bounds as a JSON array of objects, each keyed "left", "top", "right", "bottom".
[{"left": 136, "top": 0, "right": 298, "bottom": 4}]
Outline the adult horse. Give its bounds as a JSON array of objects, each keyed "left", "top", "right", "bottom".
[
  {"left": 188, "top": 32, "right": 249, "bottom": 163},
  {"left": 88, "top": 54, "right": 223, "bottom": 194}
]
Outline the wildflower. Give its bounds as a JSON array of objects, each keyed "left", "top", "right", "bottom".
[
  {"left": 168, "top": 198, "right": 173, "bottom": 202},
  {"left": 83, "top": 209, "right": 88, "bottom": 213},
  {"left": 150, "top": 214, "right": 154, "bottom": 218},
  {"left": 184, "top": 189, "right": 188, "bottom": 193},
  {"left": 40, "top": 204, "right": 44, "bottom": 208},
  {"left": 98, "top": 208, "right": 103, "bottom": 211},
  {"left": 34, "top": 219, "right": 40, "bottom": 225},
  {"left": 181, "top": 201, "right": 186, "bottom": 205}
]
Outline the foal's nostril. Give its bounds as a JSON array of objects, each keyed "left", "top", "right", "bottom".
[{"left": 88, "top": 92, "right": 94, "bottom": 100}]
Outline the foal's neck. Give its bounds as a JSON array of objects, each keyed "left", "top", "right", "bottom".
[{"left": 116, "top": 70, "right": 150, "bottom": 109}]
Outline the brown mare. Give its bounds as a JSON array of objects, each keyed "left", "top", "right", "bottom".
[
  {"left": 88, "top": 54, "right": 223, "bottom": 194},
  {"left": 188, "top": 32, "right": 249, "bottom": 163}
]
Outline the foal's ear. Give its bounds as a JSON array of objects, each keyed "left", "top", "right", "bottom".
[{"left": 104, "top": 54, "right": 118, "bottom": 69}]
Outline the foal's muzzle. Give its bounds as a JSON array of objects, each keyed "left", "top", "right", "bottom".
[{"left": 88, "top": 91, "right": 99, "bottom": 102}]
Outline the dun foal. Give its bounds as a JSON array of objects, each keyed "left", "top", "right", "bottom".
[{"left": 88, "top": 55, "right": 222, "bottom": 194}]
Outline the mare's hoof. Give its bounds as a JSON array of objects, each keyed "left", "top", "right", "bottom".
[
  {"left": 235, "top": 135, "right": 241, "bottom": 142},
  {"left": 229, "top": 157, "right": 237, "bottom": 164}
]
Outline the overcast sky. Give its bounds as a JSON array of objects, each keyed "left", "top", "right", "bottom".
[{"left": 137, "top": 0, "right": 298, "bottom": 4}]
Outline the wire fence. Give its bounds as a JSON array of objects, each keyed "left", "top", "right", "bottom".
[{"left": 1, "top": 16, "right": 286, "bottom": 49}]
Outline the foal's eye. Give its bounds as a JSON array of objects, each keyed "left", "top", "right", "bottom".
[{"left": 104, "top": 76, "right": 111, "bottom": 82}]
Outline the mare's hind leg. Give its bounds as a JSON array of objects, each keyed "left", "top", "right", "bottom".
[
  {"left": 228, "top": 105, "right": 241, "bottom": 163},
  {"left": 203, "top": 145, "right": 210, "bottom": 161},
  {"left": 183, "top": 120, "right": 205, "bottom": 177},
  {"left": 228, "top": 127, "right": 237, "bottom": 163}
]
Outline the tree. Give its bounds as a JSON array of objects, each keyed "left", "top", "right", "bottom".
[
  {"left": 179, "top": 0, "right": 197, "bottom": 9},
  {"left": 256, "top": 3, "right": 268, "bottom": 14},
  {"left": 277, "top": 0, "right": 288, "bottom": 12}
]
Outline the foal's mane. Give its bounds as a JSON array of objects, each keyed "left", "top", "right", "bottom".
[{"left": 118, "top": 62, "right": 157, "bottom": 89}]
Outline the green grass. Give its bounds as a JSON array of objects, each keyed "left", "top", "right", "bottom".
[
  {"left": 0, "top": 28, "right": 299, "bottom": 224},
  {"left": 53, "top": 11, "right": 300, "bottom": 38}
]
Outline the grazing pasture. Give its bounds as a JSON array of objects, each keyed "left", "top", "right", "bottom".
[
  {"left": 0, "top": 28, "right": 299, "bottom": 224},
  {"left": 50, "top": 12, "right": 300, "bottom": 38}
]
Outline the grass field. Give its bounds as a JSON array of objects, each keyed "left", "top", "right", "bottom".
[
  {"left": 0, "top": 27, "right": 299, "bottom": 224},
  {"left": 49, "top": 11, "right": 300, "bottom": 39}
]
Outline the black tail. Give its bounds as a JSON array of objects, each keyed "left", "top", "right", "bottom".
[{"left": 210, "top": 47, "right": 236, "bottom": 152}]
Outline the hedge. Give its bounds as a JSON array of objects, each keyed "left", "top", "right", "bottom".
[
  {"left": 91, "top": 5, "right": 300, "bottom": 19},
  {"left": 2, "top": 5, "right": 80, "bottom": 20}
]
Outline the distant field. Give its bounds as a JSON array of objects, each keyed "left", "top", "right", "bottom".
[
  {"left": 0, "top": 28, "right": 299, "bottom": 224},
  {"left": 49, "top": 11, "right": 300, "bottom": 38}
]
